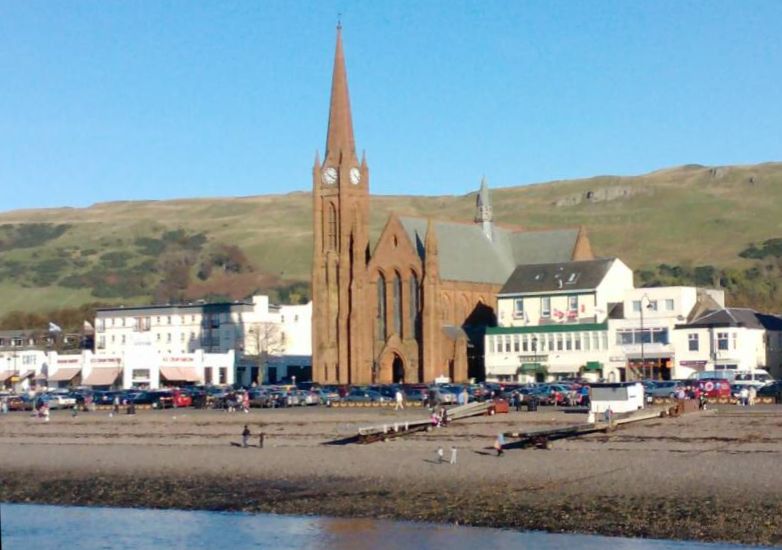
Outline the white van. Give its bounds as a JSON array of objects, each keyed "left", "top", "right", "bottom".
[{"left": 732, "top": 370, "right": 773, "bottom": 389}]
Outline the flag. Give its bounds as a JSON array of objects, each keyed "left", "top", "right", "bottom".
[{"left": 48, "top": 322, "right": 62, "bottom": 333}]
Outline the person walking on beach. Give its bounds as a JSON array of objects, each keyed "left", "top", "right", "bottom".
[
  {"left": 258, "top": 431, "right": 265, "bottom": 449},
  {"left": 112, "top": 395, "right": 120, "bottom": 415},
  {"left": 395, "top": 389, "right": 404, "bottom": 411},
  {"left": 242, "top": 424, "right": 250, "bottom": 448},
  {"left": 436, "top": 446, "right": 444, "bottom": 463},
  {"left": 450, "top": 446, "right": 457, "bottom": 464},
  {"left": 494, "top": 433, "right": 505, "bottom": 457},
  {"left": 242, "top": 391, "right": 250, "bottom": 414}
]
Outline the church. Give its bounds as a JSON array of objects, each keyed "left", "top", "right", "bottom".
[{"left": 311, "top": 28, "right": 594, "bottom": 385}]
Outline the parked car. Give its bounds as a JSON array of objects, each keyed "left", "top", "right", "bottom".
[
  {"left": 645, "top": 381, "right": 683, "bottom": 398},
  {"left": 344, "top": 389, "right": 386, "bottom": 402},
  {"left": 694, "top": 378, "right": 732, "bottom": 399},
  {"left": 757, "top": 381, "right": 782, "bottom": 403},
  {"left": 131, "top": 391, "right": 174, "bottom": 408},
  {"left": 170, "top": 389, "right": 192, "bottom": 408}
]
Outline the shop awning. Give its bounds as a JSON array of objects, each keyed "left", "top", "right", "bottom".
[
  {"left": 519, "top": 363, "right": 546, "bottom": 373},
  {"left": 160, "top": 367, "right": 200, "bottom": 383},
  {"left": 82, "top": 368, "right": 122, "bottom": 386},
  {"left": 584, "top": 361, "right": 603, "bottom": 372},
  {"left": 17, "top": 370, "right": 34, "bottom": 379},
  {"left": 0, "top": 371, "right": 12, "bottom": 382},
  {"left": 49, "top": 367, "right": 82, "bottom": 382}
]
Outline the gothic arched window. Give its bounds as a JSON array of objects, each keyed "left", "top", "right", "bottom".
[
  {"left": 392, "top": 272, "right": 402, "bottom": 336},
  {"left": 376, "top": 273, "right": 386, "bottom": 341},
  {"left": 327, "top": 202, "right": 337, "bottom": 250},
  {"left": 409, "top": 271, "right": 419, "bottom": 339}
]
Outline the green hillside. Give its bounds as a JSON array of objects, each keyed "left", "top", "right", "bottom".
[{"left": 1, "top": 162, "right": 781, "bottom": 323}]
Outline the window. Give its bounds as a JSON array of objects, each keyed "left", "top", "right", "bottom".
[
  {"left": 513, "top": 335, "right": 520, "bottom": 353},
  {"left": 504, "top": 337, "right": 511, "bottom": 353},
  {"left": 121, "top": 335, "right": 126, "bottom": 344},
  {"left": 513, "top": 298, "right": 524, "bottom": 319},
  {"left": 376, "top": 274, "right": 386, "bottom": 341},
  {"left": 167, "top": 316, "right": 172, "bottom": 325},
  {"left": 96, "top": 319, "right": 105, "bottom": 332},
  {"left": 180, "top": 333, "right": 185, "bottom": 342},
  {"left": 688, "top": 333, "right": 699, "bottom": 351},
  {"left": 717, "top": 332, "right": 729, "bottom": 351},
  {"left": 632, "top": 300, "right": 641, "bottom": 313},
  {"left": 167, "top": 333, "right": 172, "bottom": 343},
  {"left": 574, "top": 334, "right": 581, "bottom": 351},
  {"left": 121, "top": 318, "right": 126, "bottom": 327},
  {"left": 522, "top": 337, "right": 528, "bottom": 352},
  {"left": 132, "top": 369, "right": 150, "bottom": 381},
  {"left": 665, "top": 299, "right": 675, "bottom": 311},
  {"left": 97, "top": 336, "right": 105, "bottom": 349},
  {"left": 327, "top": 203, "right": 337, "bottom": 250},
  {"left": 495, "top": 336, "right": 502, "bottom": 354},
  {"left": 556, "top": 335, "right": 564, "bottom": 351},
  {"left": 647, "top": 300, "right": 658, "bottom": 311},
  {"left": 565, "top": 334, "right": 572, "bottom": 351},
  {"left": 584, "top": 332, "right": 591, "bottom": 351},
  {"left": 409, "top": 272, "right": 419, "bottom": 338},
  {"left": 541, "top": 297, "right": 551, "bottom": 318},
  {"left": 568, "top": 295, "right": 578, "bottom": 312},
  {"left": 392, "top": 273, "right": 402, "bottom": 336},
  {"left": 157, "top": 333, "right": 161, "bottom": 341}
]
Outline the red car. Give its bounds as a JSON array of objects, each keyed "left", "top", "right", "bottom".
[
  {"left": 695, "top": 378, "right": 731, "bottom": 399},
  {"left": 171, "top": 389, "right": 193, "bottom": 408}
]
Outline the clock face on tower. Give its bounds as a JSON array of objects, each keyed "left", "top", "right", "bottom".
[
  {"left": 321, "top": 167, "right": 338, "bottom": 185},
  {"left": 349, "top": 167, "right": 361, "bottom": 185}
]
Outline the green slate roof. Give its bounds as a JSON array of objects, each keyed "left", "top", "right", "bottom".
[{"left": 399, "top": 217, "right": 580, "bottom": 285}]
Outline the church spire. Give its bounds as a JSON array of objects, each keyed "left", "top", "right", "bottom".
[
  {"left": 324, "top": 25, "right": 356, "bottom": 162},
  {"left": 475, "top": 177, "right": 494, "bottom": 241}
]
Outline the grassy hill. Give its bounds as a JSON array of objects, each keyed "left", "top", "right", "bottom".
[{"left": 1, "top": 161, "right": 781, "bottom": 322}]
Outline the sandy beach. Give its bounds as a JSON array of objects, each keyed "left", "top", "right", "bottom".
[{"left": 2, "top": 405, "right": 782, "bottom": 545}]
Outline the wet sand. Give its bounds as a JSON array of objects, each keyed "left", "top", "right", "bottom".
[{"left": 1, "top": 405, "right": 781, "bottom": 545}]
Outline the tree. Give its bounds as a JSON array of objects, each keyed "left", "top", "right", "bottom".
[{"left": 246, "top": 322, "right": 285, "bottom": 384}]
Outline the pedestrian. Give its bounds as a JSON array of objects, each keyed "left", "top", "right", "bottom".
[
  {"left": 113, "top": 395, "right": 120, "bottom": 415},
  {"left": 71, "top": 403, "right": 78, "bottom": 418},
  {"left": 242, "top": 424, "right": 250, "bottom": 448},
  {"left": 449, "top": 446, "right": 457, "bottom": 464},
  {"left": 513, "top": 391, "right": 521, "bottom": 412},
  {"left": 494, "top": 433, "right": 504, "bottom": 457},
  {"left": 748, "top": 386, "right": 757, "bottom": 407},
  {"left": 436, "top": 446, "right": 444, "bottom": 463},
  {"left": 43, "top": 404, "right": 50, "bottom": 423},
  {"left": 604, "top": 407, "right": 614, "bottom": 425},
  {"left": 1, "top": 398, "right": 8, "bottom": 414},
  {"left": 242, "top": 391, "right": 250, "bottom": 414},
  {"left": 258, "top": 431, "right": 265, "bottom": 449},
  {"left": 739, "top": 386, "right": 749, "bottom": 407},
  {"left": 395, "top": 389, "right": 404, "bottom": 411}
]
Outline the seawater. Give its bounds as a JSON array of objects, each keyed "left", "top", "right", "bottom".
[{"left": 0, "top": 503, "right": 763, "bottom": 550}]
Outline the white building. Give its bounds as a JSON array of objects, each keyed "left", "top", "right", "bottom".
[
  {"left": 672, "top": 308, "right": 782, "bottom": 379},
  {"left": 610, "top": 287, "right": 725, "bottom": 381},
  {"left": 94, "top": 295, "right": 312, "bottom": 386},
  {"left": 485, "top": 258, "right": 634, "bottom": 382}
]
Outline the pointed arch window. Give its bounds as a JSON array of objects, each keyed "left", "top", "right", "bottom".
[
  {"left": 409, "top": 271, "right": 419, "bottom": 339},
  {"left": 392, "top": 272, "right": 402, "bottom": 336},
  {"left": 327, "top": 203, "right": 337, "bottom": 250},
  {"left": 376, "top": 273, "right": 386, "bottom": 340}
]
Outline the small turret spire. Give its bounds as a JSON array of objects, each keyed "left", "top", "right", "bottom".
[{"left": 474, "top": 177, "right": 494, "bottom": 241}]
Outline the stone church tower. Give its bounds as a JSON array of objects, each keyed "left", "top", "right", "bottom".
[
  {"left": 311, "top": 27, "right": 595, "bottom": 385},
  {"left": 311, "top": 26, "right": 370, "bottom": 384}
]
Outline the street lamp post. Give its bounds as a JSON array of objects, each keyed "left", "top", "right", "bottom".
[{"left": 640, "top": 298, "right": 645, "bottom": 380}]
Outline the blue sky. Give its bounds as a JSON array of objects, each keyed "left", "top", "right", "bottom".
[{"left": 1, "top": 1, "right": 780, "bottom": 211}]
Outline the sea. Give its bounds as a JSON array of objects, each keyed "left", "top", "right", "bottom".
[{"left": 0, "top": 503, "right": 766, "bottom": 549}]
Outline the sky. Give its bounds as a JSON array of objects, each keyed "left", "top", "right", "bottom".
[{"left": 1, "top": 0, "right": 781, "bottom": 211}]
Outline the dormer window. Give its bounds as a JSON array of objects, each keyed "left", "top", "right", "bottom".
[{"left": 566, "top": 272, "right": 579, "bottom": 284}]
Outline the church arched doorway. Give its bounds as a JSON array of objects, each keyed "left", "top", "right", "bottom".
[{"left": 392, "top": 354, "right": 405, "bottom": 384}]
